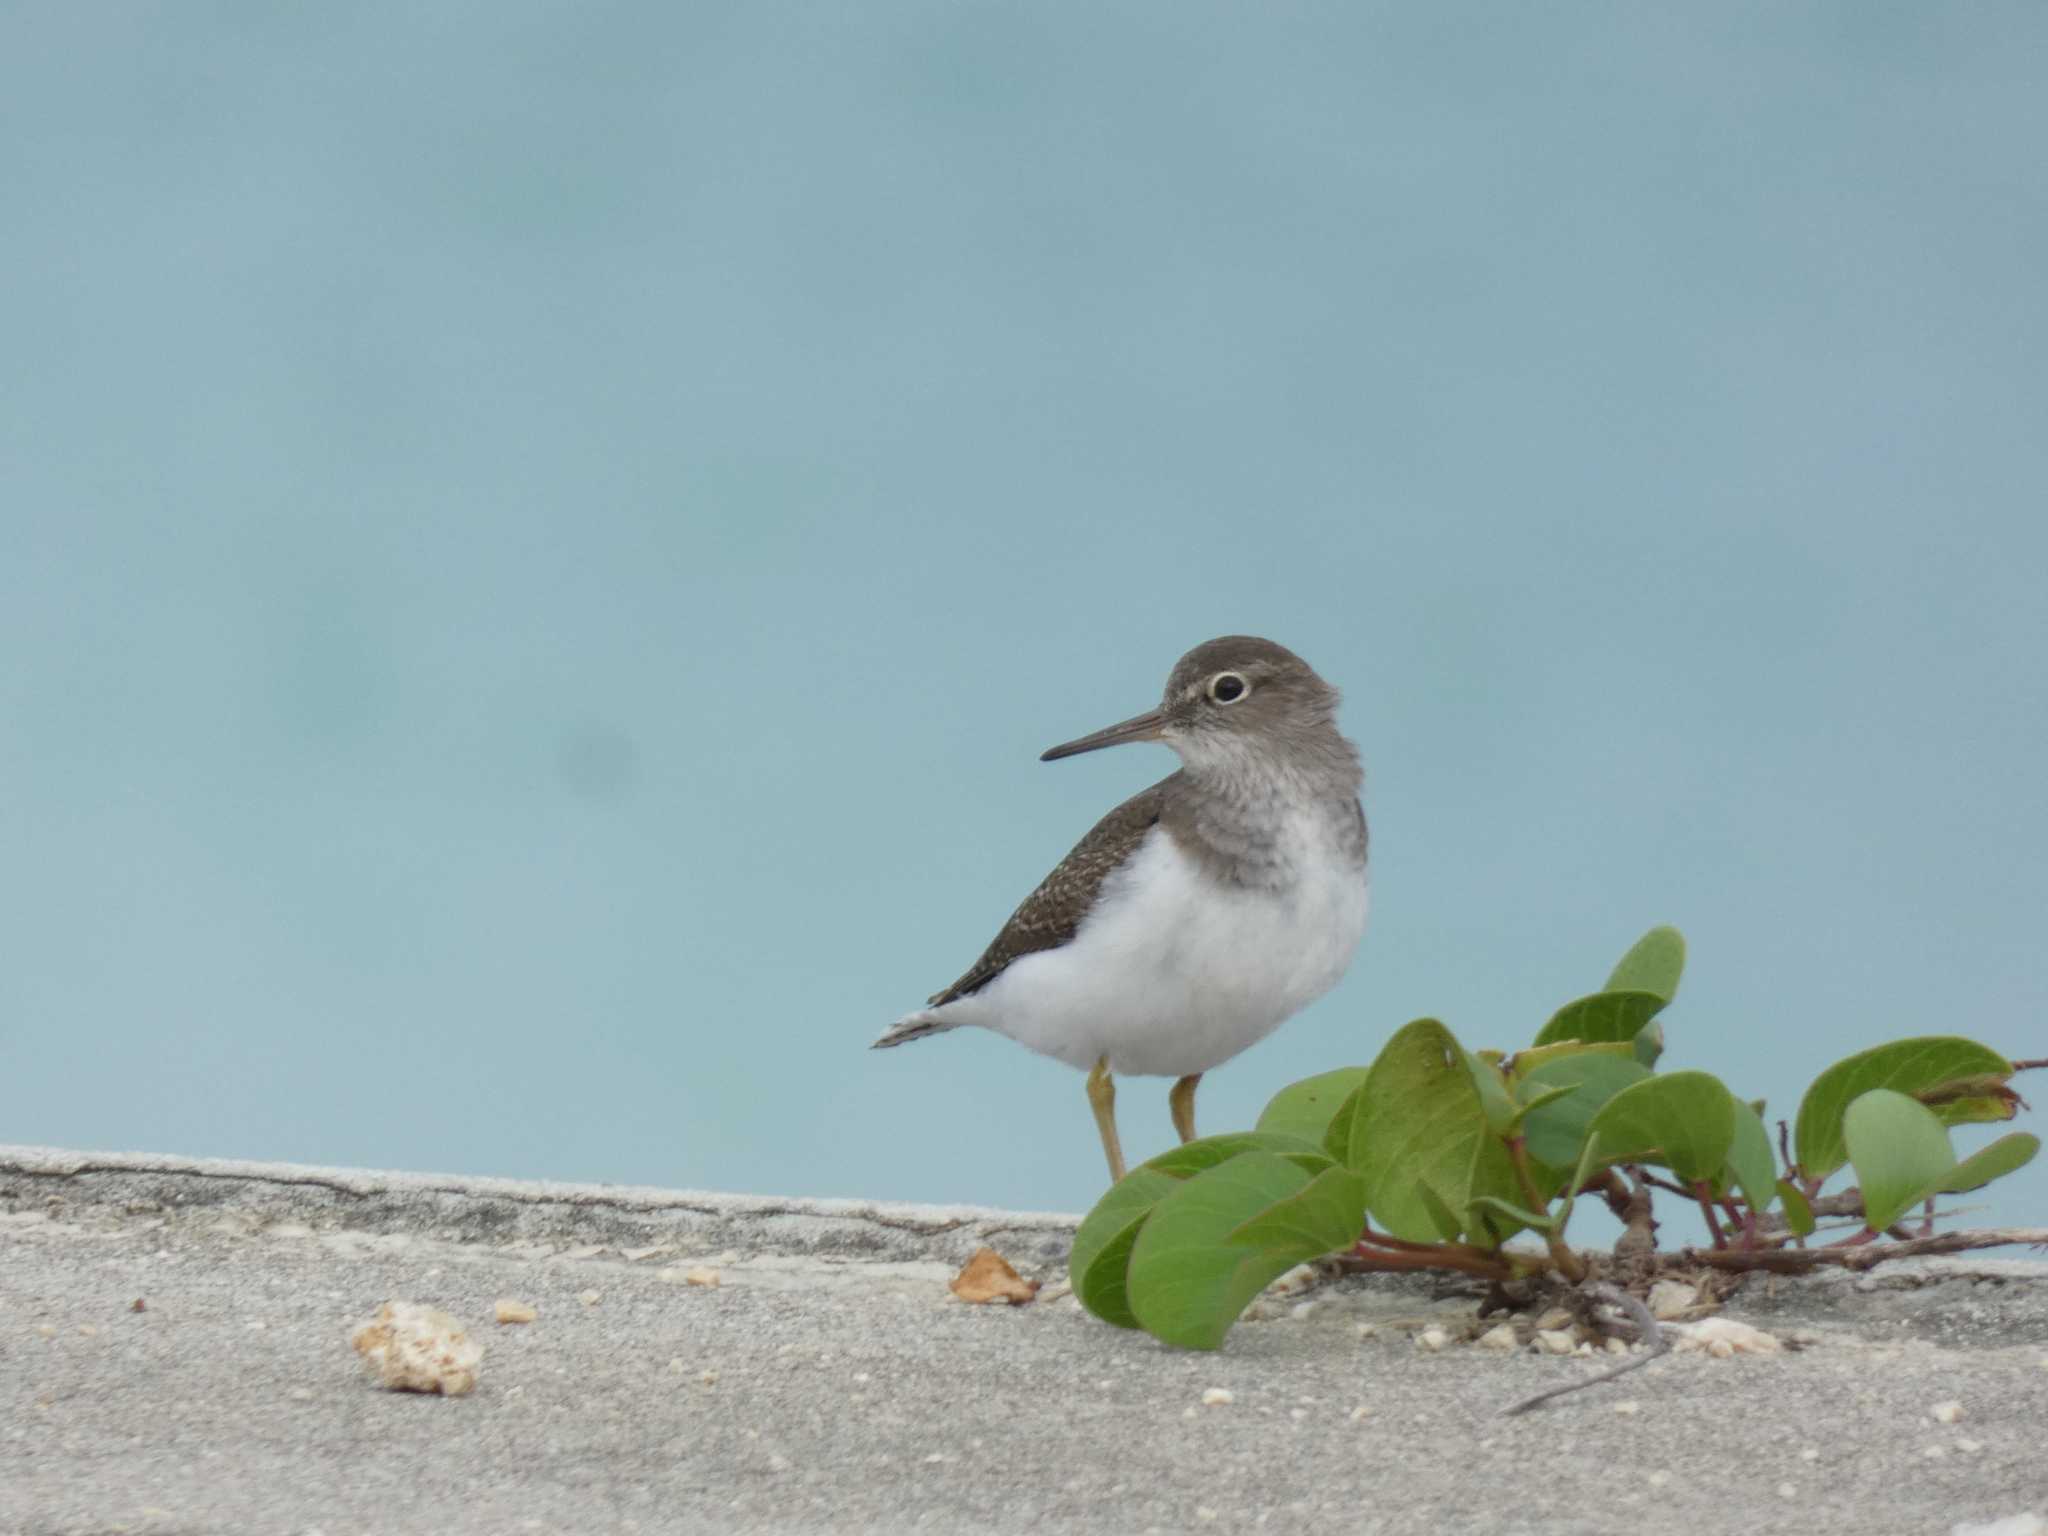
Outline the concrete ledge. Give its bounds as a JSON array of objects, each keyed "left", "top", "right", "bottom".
[
  {"left": 0, "top": 1143, "right": 1082, "bottom": 1268},
  {"left": 4, "top": 1144, "right": 2046, "bottom": 1536}
]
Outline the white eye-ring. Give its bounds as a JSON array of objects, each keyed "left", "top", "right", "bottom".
[{"left": 1207, "top": 671, "right": 1249, "bottom": 704}]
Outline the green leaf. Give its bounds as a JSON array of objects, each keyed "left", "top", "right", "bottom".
[
  {"left": 1844, "top": 1089, "right": 1959, "bottom": 1232},
  {"left": 1413, "top": 1181, "right": 1466, "bottom": 1243},
  {"left": 1795, "top": 1038, "right": 2015, "bottom": 1180},
  {"left": 1550, "top": 1131, "right": 1604, "bottom": 1239},
  {"left": 1843, "top": 1095, "right": 2039, "bottom": 1234},
  {"left": 1633, "top": 1019, "right": 1665, "bottom": 1069},
  {"left": 1125, "top": 1151, "right": 1332, "bottom": 1350},
  {"left": 1322, "top": 1082, "right": 1367, "bottom": 1163},
  {"left": 1345, "top": 1019, "right": 1517, "bottom": 1244},
  {"left": 1775, "top": 1180, "right": 1815, "bottom": 1238},
  {"left": 1069, "top": 1168, "right": 1181, "bottom": 1329},
  {"left": 1068, "top": 1132, "right": 1331, "bottom": 1329},
  {"left": 1509, "top": 1082, "right": 1578, "bottom": 1125},
  {"left": 1516, "top": 1052, "right": 1652, "bottom": 1173},
  {"left": 1226, "top": 1164, "right": 1368, "bottom": 1255},
  {"left": 1504, "top": 1040, "right": 1637, "bottom": 1080},
  {"left": 1585, "top": 1070, "right": 1738, "bottom": 1184},
  {"left": 1466, "top": 1148, "right": 1535, "bottom": 1243},
  {"left": 1721, "top": 1099, "right": 1779, "bottom": 1214},
  {"left": 1604, "top": 925, "right": 1686, "bottom": 1003},
  {"left": 1144, "top": 1131, "right": 1332, "bottom": 1180},
  {"left": 1469, "top": 1194, "right": 1555, "bottom": 1233},
  {"left": 1937, "top": 1132, "right": 2039, "bottom": 1196},
  {"left": 1914, "top": 1075, "right": 2026, "bottom": 1129},
  {"left": 1531, "top": 990, "right": 1667, "bottom": 1050},
  {"left": 1255, "top": 1068, "right": 1369, "bottom": 1149},
  {"left": 1464, "top": 1051, "right": 1518, "bottom": 1135},
  {"left": 1465, "top": 1138, "right": 1524, "bottom": 1243}
]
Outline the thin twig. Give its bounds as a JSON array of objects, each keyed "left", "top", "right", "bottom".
[
  {"left": 1682, "top": 1227, "right": 2048, "bottom": 1274},
  {"left": 1504, "top": 1283, "right": 1669, "bottom": 1416},
  {"left": 1637, "top": 1170, "right": 1695, "bottom": 1202},
  {"left": 1801, "top": 1191, "right": 1869, "bottom": 1222},
  {"left": 1341, "top": 1238, "right": 1516, "bottom": 1283},
  {"left": 1354, "top": 1227, "right": 1463, "bottom": 1254},
  {"left": 1510, "top": 1136, "right": 1586, "bottom": 1281}
]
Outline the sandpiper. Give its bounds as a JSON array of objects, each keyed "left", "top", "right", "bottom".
[{"left": 874, "top": 636, "right": 1369, "bottom": 1183}]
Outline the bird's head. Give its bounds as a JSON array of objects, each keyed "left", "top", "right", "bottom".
[{"left": 1040, "top": 635, "right": 1345, "bottom": 776}]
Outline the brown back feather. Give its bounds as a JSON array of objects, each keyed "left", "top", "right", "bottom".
[{"left": 926, "top": 774, "right": 1176, "bottom": 1006}]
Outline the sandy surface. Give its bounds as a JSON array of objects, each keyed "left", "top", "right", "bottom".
[{"left": 3, "top": 1144, "right": 2045, "bottom": 1535}]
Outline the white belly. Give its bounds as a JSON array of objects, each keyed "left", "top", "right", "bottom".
[{"left": 935, "top": 821, "right": 1369, "bottom": 1077}]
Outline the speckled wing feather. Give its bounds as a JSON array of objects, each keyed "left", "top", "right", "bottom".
[{"left": 926, "top": 773, "right": 1179, "bottom": 1007}]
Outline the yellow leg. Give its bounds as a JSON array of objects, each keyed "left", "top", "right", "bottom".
[
  {"left": 1087, "top": 1055, "right": 1126, "bottom": 1183},
  {"left": 1169, "top": 1073, "right": 1202, "bottom": 1144}
]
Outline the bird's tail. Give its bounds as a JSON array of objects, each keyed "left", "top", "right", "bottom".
[{"left": 871, "top": 1010, "right": 960, "bottom": 1050}]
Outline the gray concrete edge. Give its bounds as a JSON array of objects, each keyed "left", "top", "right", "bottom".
[{"left": 0, "top": 1143, "right": 1084, "bottom": 1269}]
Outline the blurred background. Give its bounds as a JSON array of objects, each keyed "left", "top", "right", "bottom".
[{"left": 3, "top": 5, "right": 2043, "bottom": 1232}]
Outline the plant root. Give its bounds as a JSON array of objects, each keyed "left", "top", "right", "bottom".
[{"left": 1504, "top": 1282, "right": 1669, "bottom": 1415}]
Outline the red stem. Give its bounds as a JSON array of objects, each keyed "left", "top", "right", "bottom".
[{"left": 1692, "top": 1181, "right": 1728, "bottom": 1249}]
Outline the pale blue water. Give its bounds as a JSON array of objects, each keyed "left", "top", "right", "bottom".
[{"left": 3, "top": 6, "right": 2044, "bottom": 1236}]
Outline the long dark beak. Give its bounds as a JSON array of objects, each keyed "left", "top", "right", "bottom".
[{"left": 1040, "top": 707, "right": 1168, "bottom": 762}]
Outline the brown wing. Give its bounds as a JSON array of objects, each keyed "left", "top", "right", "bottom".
[{"left": 926, "top": 773, "right": 1179, "bottom": 1007}]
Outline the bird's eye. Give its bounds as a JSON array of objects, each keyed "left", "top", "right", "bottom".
[{"left": 1208, "top": 672, "right": 1248, "bottom": 704}]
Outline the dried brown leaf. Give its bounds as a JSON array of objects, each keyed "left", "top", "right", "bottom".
[{"left": 949, "top": 1247, "right": 1039, "bottom": 1306}]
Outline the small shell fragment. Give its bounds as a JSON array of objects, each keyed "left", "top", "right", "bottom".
[
  {"left": 1667, "top": 1318, "right": 1782, "bottom": 1356},
  {"left": 494, "top": 1300, "right": 537, "bottom": 1325},
  {"left": 1647, "top": 1280, "right": 1699, "bottom": 1320},
  {"left": 350, "top": 1301, "right": 481, "bottom": 1397}
]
